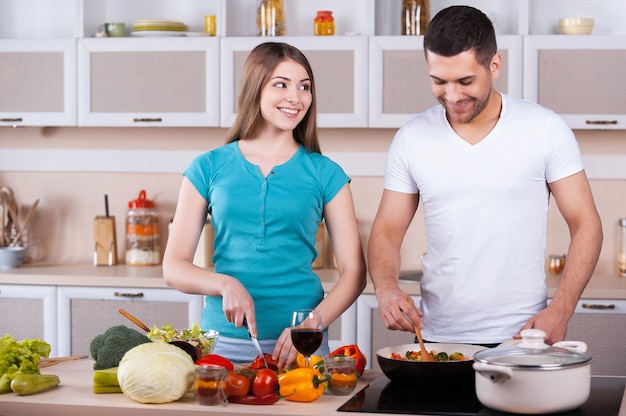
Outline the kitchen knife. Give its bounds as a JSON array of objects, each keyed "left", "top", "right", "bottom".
[{"left": 243, "top": 317, "right": 268, "bottom": 368}]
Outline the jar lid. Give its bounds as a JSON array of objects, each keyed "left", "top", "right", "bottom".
[
  {"left": 473, "top": 329, "right": 591, "bottom": 370},
  {"left": 128, "top": 189, "right": 155, "bottom": 208}
]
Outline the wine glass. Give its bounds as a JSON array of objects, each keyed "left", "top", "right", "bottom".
[{"left": 290, "top": 309, "right": 323, "bottom": 367}]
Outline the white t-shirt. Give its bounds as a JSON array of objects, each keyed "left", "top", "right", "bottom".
[{"left": 385, "top": 94, "right": 584, "bottom": 343}]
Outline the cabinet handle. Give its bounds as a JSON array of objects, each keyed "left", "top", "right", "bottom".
[
  {"left": 133, "top": 118, "right": 162, "bottom": 123},
  {"left": 114, "top": 291, "right": 144, "bottom": 298},
  {"left": 585, "top": 120, "right": 618, "bottom": 125},
  {"left": 1, "top": 118, "right": 23, "bottom": 122},
  {"left": 582, "top": 303, "right": 615, "bottom": 310}
]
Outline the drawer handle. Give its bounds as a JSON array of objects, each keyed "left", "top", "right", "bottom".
[
  {"left": 585, "top": 120, "right": 617, "bottom": 125},
  {"left": 0, "top": 117, "right": 23, "bottom": 122},
  {"left": 582, "top": 303, "right": 615, "bottom": 310},
  {"left": 114, "top": 291, "right": 144, "bottom": 298},
  {"left": 133, "top": 118, "right": 162, "bottom": 123}
]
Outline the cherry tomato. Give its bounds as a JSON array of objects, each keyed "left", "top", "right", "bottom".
[
  {"left": 224, "top": 371, "right": 250, "bottom": 397},
  {"left": 252, "top": 368, "right": 279, "bottom": 396},
  {"left": 250, "top": 353, "right": 279, "bottom": 371}
]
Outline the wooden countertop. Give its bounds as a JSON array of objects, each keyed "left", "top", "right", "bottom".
[
  {"left": 2, "top": 263, "right": 626, "bottom": 299},
  {"left": 0, "top": 359, "right": 388, "bottom": 416}
]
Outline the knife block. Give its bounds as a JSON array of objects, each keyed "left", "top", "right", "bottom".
[{"left": 94, "top": 215, "right": 118, "bottom": 266}]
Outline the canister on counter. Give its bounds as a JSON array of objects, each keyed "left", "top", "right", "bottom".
[{"left": 125, "top": 190, "right": 160, "bottom": 266}]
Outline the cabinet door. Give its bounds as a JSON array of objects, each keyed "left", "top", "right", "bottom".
[
  {"left": 56, "top": 286, "right": 203, "bottom": 356},
  {"left": 524, "top": 35, "right": 626, "bottom": 130},
  {"left": 356, "top": 294, "right": 420, "bottom": 369},
  {"left": 369, "top": 35, "right": 523, "bottom": 128},
  {"left": 0, "top": 285, "right": 58, "bottom": 356},
  {"left": 220, "top": 36, "right": 369, "bottom": 128},
  {"left": 327, "top": 301, "right": 357, "bottom": 352},
  {"left": 0, "top": 39, "right": 77, "bottom": 126},
  {"left": 78, "top": 38, "right": 220, "bottom": 127},
  {"left": 565, "top": 299, "right": 626, "bottom": 376}
]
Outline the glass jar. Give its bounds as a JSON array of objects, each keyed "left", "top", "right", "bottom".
[
  {"left": 125, "top": 190, "right": 160, "bottom": 266},
  {"left": 314, "top": 11, "right": 334, "bottom": 36},
  {"left": 194, "top": 365, "right": 226, "bottom": 406},
  {"left": 257, "top": 0, "right": 285, "bottom": 36},
  {"left": 618, "top": 218, "right": 626, "bottom": 277},
  {"left": 325, "top": 356, "right": 357, "bottom": 396},
  {"left": 547, "top": 254, "right": 566, "bottom": 275},
  {"left": 312, "top": 221, "right": 326, "bottom": 269},
  {"left": 402, "top": 0, "right": 430, "bottom": 35}
]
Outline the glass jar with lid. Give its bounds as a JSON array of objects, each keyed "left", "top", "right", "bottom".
[
  {"left": 314, "top": 11, "right": 334, "bottom": 36},
  {"left": 402, "top": 0, "right": 430, "bottom": 35},
  {"left": 618, "top": 218, "right": 626, "bottom": 277},
  {"left": 257, "top": 0, "right": 286, "bottom": 36},
  {"left": 125, "top": 190, "right": 160, "bottom": 266}
]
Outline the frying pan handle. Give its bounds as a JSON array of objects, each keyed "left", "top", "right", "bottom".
[{"left": 473, "top": 362, "right": 513, "bottom": 384}]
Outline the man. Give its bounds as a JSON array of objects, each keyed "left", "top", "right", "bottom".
[{"left": 367, "top": 5, "right": 602, "bottom": 346}]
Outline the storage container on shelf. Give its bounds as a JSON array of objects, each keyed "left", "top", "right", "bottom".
[{"left": 126, "top": 190, "right": 160, "bottom": 266}]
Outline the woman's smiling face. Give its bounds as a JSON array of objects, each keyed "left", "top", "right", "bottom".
[{"left": 259, "top": 59, "right": 312, "bottom": 133}]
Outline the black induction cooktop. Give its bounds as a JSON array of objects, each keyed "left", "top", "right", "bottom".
[{"left": 337, "top": 375, "right": 625, "bottom": 416}]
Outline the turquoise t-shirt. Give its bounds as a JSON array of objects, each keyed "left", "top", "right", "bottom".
[{"left": 184, "top": 142, "right": 350, "bottom": 340}]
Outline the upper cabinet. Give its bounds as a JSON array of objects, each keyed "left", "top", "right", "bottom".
[
  {"left": 78, "top": 37, "right": 220, "bottom": 127},
  {"left": 523, "top": 36, "right": 626, "bottom": 130},
  {"left": 220, "top": 36, "right": 368, "bottom": 128},
  {"left": 369, "top": 35, "right": 522, "bottom": 128},
  {"left": 0, "top": 39, "right": 77, "bottom": 126}
]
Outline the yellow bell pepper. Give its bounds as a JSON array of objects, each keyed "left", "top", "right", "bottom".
[
  {"left": 278, "top": 367, "right": 329, "bottom": 402},
  {"left": 296, "top": 353, "right": 324, "bottom": 369}
]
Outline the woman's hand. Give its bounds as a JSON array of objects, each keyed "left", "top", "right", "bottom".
[
  {"left": 219, "top": 276, "right": 258, "bottom": 335},
  {"left": 272, "top": 327, "right": 297, "bottom": 369}
]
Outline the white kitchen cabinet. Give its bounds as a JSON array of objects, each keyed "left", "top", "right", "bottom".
[
  {"left": 220, "top": 36, "right": 369, "bottom": 128},
  {"left": 327, "top": 301, "right": 357, "bottom": 352},
  {"left": 56, "top": 286, "right": 203, "bottom": 356},
  {"left": 564, "top": 299, "right": 626, "bottom": 376},
  {"left": 356, "top": 294, "right": 420, "bottom": 370},
  {"left": 523, "top": 36, "right": 626, "bottom": 130},
  {"left": 0, "top": 285, "right": 58, "bottom": 356},
  {"left": 0, "top": 39, "right": 77, "bottom": 126},
  {"left": 369, "top": 35, "right": 523, "bottom": 128},
  {"left": 77, "top": 37, "right": 220, "bottom": 127}
]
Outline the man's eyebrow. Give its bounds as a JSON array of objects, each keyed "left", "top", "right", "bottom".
[{"left": 429, "top": 74, "right": 476, "bottom": 83}]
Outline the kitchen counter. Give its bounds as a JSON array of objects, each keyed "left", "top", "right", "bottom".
[
  {"left": 1, "top": 359, "right": 625, "bottom": 416},
  {"left": 0, "top": 359, "right": 388, "bottom": 416},
  {"left": 2, "top": 263, "right": 626, "bottom": 299}
]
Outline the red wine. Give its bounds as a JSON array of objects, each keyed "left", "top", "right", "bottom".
[{"left": 291, "top": 328, "right": 323, "bottom": 355}]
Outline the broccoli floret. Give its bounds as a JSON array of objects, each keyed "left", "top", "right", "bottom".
[{"left": 89, "top": 325, "right": 151, "bottom": 370}]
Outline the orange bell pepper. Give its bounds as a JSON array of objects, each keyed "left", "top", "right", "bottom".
[{"left": 328, "top": 344, "right": 367, "bottom": 377}]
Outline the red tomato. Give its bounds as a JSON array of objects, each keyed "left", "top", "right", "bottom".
[
  {"left": 251, "top": 368, "right": 279, "bottom": 396},
  {"left": 224, "top": 371, "right": 250, "bottom": 397},
  {"left": 250, "top": 353, "right": 279, "bottom": 371}
]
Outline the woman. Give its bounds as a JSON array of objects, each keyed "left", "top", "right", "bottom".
[{"left": 163, "top": 42, "right": 366, "bottom": 366}]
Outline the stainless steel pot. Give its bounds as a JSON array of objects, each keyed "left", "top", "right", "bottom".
[{"left": 473, "top": 329, "right": 592, "bottom": 414}]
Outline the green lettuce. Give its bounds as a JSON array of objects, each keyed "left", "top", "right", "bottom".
[{"left": 0, "top": 334, "right": 51, "bottom": 393}]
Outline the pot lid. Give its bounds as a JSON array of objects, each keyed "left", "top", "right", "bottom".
[{"left": 473, "top": 329, "right": 591, "bottom": 369}]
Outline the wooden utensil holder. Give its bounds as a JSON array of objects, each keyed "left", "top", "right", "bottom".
[{"left": 94, "top": 216, "right": 117, "bottom": 266}]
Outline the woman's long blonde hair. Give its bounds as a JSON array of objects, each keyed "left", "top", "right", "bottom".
[{"left": 225, "top": 42, "right": 320, "bottom": 153}]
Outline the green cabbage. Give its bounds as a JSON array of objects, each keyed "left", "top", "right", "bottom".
[{"left": 117, "top": 341, "right": 195, "bottom": 403}]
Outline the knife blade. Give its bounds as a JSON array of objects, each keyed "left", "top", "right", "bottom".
[{"left": 243, "top": 317, "right": 268, "bottom": 368}]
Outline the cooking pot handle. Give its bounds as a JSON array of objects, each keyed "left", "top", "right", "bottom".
[
  {"left": 553, "top": 340, "right": 587, "bottom": 353},
  {"left": 473, "top": 362, "right": 513, "bottom": 384}
]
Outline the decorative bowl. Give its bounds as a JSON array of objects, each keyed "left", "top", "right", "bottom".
[
  {"left": 559, "top": 18, "right": 594, "bottom": 35},
  {"left": 0, "top": 246, "right": 28, "bottom": 269}
]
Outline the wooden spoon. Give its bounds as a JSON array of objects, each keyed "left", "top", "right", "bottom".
[
  {"left": 119, "top": 308, "right": 150, "bottom": 333},
  {"left": 414, "top": 325, "right": 436, "bottom": 362}
]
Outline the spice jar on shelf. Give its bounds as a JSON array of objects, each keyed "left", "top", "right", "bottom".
[
  {"left": 402, "top": 0, "right": 430, "bottom": 35},
  {"left": 125, "top": 190, "right": 160, "bottom": 266},
  {"left": 257, "top": 0, "right": 285, "bottom": 36},
  {"left": 314, "top": 11, "right": 334, "bottom": 36}
]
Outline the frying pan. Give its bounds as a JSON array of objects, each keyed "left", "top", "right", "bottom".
[{"left": 376, "top": 343, "right": 486, "bottom": 388}]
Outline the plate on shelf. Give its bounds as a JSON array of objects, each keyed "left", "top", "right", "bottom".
[
  {"left": 131, "top": 30, "right": 186, "bottom": 37},
  {"left": 184, "top": 32, "right": 213, "bottom": 37}
]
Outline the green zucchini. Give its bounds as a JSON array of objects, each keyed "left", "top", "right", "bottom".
[{"left": 10, "top": 374, "right": 60, "bottom": 396}]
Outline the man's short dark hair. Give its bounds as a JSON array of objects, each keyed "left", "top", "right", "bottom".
[{"left": 423, "top": 5, "right": 497, "bottom": 69}]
